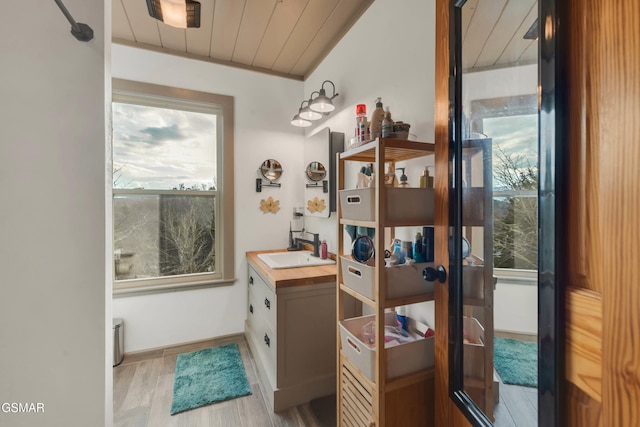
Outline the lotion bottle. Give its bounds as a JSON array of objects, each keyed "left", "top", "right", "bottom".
[
  {"left": 370, "top": 97, "right": 385, "bottom": 139},
  {"left": 381, "top": 106, "right": 393, "bottom": 138}
]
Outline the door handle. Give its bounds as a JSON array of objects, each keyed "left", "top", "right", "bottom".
[{"left": 423, "top": 265, "right": 447, "bottom": 283}]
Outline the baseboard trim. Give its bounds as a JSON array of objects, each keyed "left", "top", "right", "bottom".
[
  {"left": 119, "top": 333, "right": 245, "bottom": 365},
  {"left": 494, "top": 329, "right": 538, "bottom": 342}
]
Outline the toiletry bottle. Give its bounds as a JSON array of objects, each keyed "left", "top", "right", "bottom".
[
  {"left": 320, "top": 239, "right": 328, "bottom": 260},
  {"left": 413, "top": 232, "right": 425, "bottom": 262},
  {"left": 422, "top": 226, "right": 434, "bottom": 262},
  {"left": 369, "top": 97, "right": 385, "bottom": 140},
  {"left": 419, "top": 167, "right": 430, "bottom": 188},
  {"left": 396, "top": 306, "right": 408, "bottom": 331},
  {"left": 396, "top": 167, "right": 410, "bottom": 188},
  {"left": 356, "top": 104, "right": 367, "bottom": 142},
  {"left": 381, "top": 106, "right": 393, "bottom": 138},
  {"left": 385, "top": 162, "right": 397, "bottom": 187}
]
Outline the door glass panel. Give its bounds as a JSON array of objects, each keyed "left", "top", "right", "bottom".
[{"left": 459, "top": 0, "right": 539, "bottom": 424}]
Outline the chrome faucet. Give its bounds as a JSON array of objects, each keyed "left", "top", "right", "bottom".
[{"left": 293, "top": 230, "right": 321, "bottom": 257}]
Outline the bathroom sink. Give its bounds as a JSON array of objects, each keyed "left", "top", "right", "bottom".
[{"left": 257, "top": 251, "right": 336, "bottom": 269}]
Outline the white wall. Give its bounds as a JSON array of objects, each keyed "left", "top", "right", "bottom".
[
  {"left": 304, "top": 0, "right": 438, "bottom": 326},
  {"left": 0, "top": 1, "right": 108, "bottom": 426},
  {"left": 111, "top": 45, "right": 306, "bottom": 352}
]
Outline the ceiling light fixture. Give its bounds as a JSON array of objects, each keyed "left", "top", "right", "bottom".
[
  {"left": 309, "top": 80, "right": 339, "bottom": 113},
  {"left": 146, "top": 0, "right": 201, "bottom": 29},
  {"left": 291, "top": 101, "right": 313, "bottom": 127}
]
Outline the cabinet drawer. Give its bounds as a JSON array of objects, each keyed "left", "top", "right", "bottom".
[
  {"left": 248, "top": 266, "right": 276, "bottom": 331},
  {"left": 247, "top": 319, "right": 277, "bottom": 388}
]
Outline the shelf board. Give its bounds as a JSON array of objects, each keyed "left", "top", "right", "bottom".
[
  {"left": 339, "top": 283, "right": 375, "bottom": 308},
  {"left": 463, "top": 297, "right": 485, "bottom": 307},
  {"left": 340, "top": 138, "right": 435, "bottom": 162},
  {"left": 339, "top": 218, "right": 376, "bottom": 228},
  {"left": 385, "top": 292, "right": 435, "bottom": 309}
]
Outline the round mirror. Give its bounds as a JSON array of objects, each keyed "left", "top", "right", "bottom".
[
  {"left": 260, "top": 159, "right": 283, "bottom": 182},
  {"left": 305, "top": 161, "right": 327, "bottom": 182},
  {"left": 352, "top": 235, "right": 375, "bottom": 264}
]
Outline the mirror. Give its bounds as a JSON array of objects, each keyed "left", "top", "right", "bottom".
[
  {"left": 450, "top": 0, "right": 541, "bottom": 425},
  {"left": 305, "top": 161, "right": 327, "bottom": 182},
  {"left": 260, "top": 159, "right": 283, "bottom": 182}
]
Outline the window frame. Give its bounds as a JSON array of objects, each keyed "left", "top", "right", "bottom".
[
  {"left": 470, "top": 94, "right": 538, "bottom": 274},
  {"left": 111, "top": 79, "right": 235, "bottom": 295}
]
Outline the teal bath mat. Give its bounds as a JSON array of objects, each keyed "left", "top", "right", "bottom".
[
  {"left": 494, "top": 337, "right": 538, "bottom": 388},
  {"left": 170, "top": 343, "right": 252, "bottom": 415}
]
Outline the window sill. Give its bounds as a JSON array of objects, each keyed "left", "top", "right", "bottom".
[
  {"left": 113, "top": 277, "right": 237, "bottom": 298},
  {"left": 494, "top": 268, "right": 537, "bottom": 286}
]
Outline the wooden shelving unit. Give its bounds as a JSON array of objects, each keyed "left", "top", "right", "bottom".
[
  {"left": 461, "top": 138, "right": 495, "bottom": 420},
  {"left": 336, "top": 138, "right": 436, "bottom": 427}
]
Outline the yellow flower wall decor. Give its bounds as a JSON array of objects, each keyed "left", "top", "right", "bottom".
[
  {"left": 260, "top": 196, "right": 280, "bottom": 214},
  {"left": 306, "top": 197, "right": 326, "bottom": 213}
]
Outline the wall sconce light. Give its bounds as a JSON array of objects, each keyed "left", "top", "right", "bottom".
[
  {"left": 146, "top": 0, "right": 201, "bottom": 29},
  {"left": 299, "top": 91, "right": 323, "bottom": 121},
  {"left": 291, "top": 101, "right": 313, "bottom": 127},
  {"left": 290, "top": 80, "right": 339, "bottom": 127},
  {"left": 310, "top": 80, "right": 339, "bottom": 113}
]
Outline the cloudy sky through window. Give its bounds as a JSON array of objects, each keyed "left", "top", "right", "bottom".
[{"left": 113, "top": 102, "right": 217, "bottom": 190}]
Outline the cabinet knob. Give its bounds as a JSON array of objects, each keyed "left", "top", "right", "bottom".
[
  {"left": 249, "top": 276, "right": 254, "bottom": 285},
  {"left": 423, "top": 265, "right": 447, "bottom": 283},
  {"left": 264, "top": 298, "right": 271, "bottom": 309},
  {"left": 264, "top": 333, "right": 270, "bottom": 347},
  {"left": 249, "top": 304, "right": 253, "bottom": 314}
]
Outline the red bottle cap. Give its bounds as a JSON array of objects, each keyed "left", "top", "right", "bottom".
[{"left": 356, "top": 104, "right": 366, "bottom": 116}]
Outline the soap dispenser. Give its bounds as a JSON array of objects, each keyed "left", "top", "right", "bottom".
[
  {"left": 396, "top": 167, "right": 410, "bottom": 188},
  {"left": 419, "top": 167, "right": 434, "bottom": 188}
]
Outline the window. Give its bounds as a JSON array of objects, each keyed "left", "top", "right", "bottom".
[
  {"left": 112, "top": 79, "right": 234, "bottom": 293},
  {"left": 470, "top": 94, "right": 538, "bottom": 271}
]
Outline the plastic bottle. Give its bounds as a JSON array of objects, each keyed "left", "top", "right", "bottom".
[
  {"left": 381, "top": 106, "right": 393, "bottom": 138},
  {"left": 396, "top": 306, "right": 408, "bottom": 331},
  {"left": 356, "top": 104, "right": 368, "bottom": 142},
  {"left": 419, "top": 167, "right": 430, "bottom": 188},
  {"left": 369, "top": 97, "right": 385, "bottom": 139},
  {"left": 413, "top": 232, "right": 425, "bottom": 262},
  {"left": 320, "top": 239, "right": 328, "bottom": 260}
]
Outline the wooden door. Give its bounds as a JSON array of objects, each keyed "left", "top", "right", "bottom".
[
  {"left": 434, "top": 0, "right": 640, "bottom": 426},
  {"left": 562, "top": 0, "right": 640, "bottom": 425}
]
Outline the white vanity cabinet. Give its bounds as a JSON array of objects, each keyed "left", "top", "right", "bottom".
[{"left": 245, "top": 261, "right": 337, "bottom": 412}]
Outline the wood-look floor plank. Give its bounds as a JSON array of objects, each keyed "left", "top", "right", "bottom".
[
  {"left": 493, "top": 400, "right": 516, "bottom": 427},
  {"left": 113, "top": 362, "right": 137, "bottom": 413},
  {"left": 209, "top": 400, "right": 242, "bottom": 427},
  {"left": 146, "top": 373, "right": 178, "bottom": 427},
  {"left": 120, "top": 358, "right": 162, "bottom": 411},
  {"left": 237, "top": 383, "right": 273, "bottom": 427},
  {"left": 114, "top": 406, "right": 150, "bottom": 427},
  {"left": 498, "top": 383, "right": 537, "bottom": 427}
]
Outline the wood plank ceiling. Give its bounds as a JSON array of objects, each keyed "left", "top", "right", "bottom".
[
  {"left": 112, "top": 0, "right": 537, "bottom": 80},
  {"left": 112, "top": 0, "right": 374, "bottom": 81},
  {"left": 462, "top": 0, "right": 538, "bottom": 72}
]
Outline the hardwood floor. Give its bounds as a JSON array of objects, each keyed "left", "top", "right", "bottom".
[
  {"left": 113, "top": 335, "right": 331, "bottom": 427},
  {"left": 114, "top": 334, "right": 537, "bottom": 426},
  {"left": 494, "top": 379, "right": 538, "bottom": 427}
]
